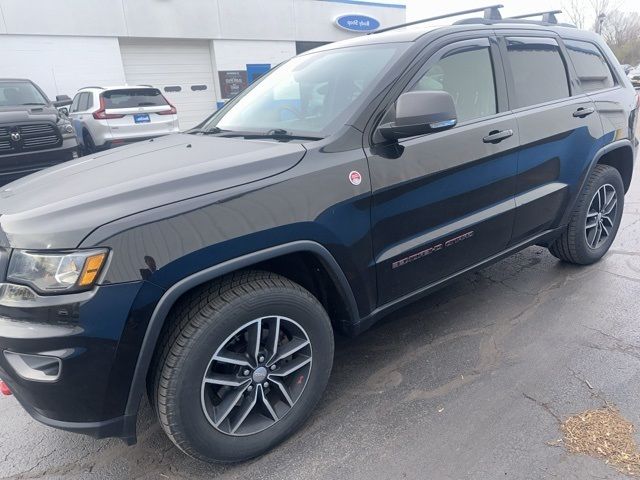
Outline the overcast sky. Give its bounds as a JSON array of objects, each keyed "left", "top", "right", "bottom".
[{"left": 399, "top": 0, "right": 640, "bottom": 25}]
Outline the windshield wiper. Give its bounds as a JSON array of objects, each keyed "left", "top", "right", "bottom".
[
  {"left": 189, "top": 127, "right": 226, "bottom": 135},
  {"left": 234, "top": 129, "right": 324, "bottom": 141},
  {"left": 21, "top": 102, "right": 46, "bottom": 106},
  {"left": 189, "top": 127, "right": 323, "bottom": 141}
]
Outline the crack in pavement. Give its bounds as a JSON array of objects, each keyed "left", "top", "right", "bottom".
[{"left": 522, "top": 392, "right": 562, "bottom": 423}]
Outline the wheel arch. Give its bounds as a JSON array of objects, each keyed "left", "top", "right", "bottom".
[
  {"left": 595, "top": 141, "right": 635, "bottom": 193},
  {"left": 558, "top": 139, "right": 635, "bottom": 228},
  {"left": 123, "top": 240, "right": 359, "bottom": 423}
]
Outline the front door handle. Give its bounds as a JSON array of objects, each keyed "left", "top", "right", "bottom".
[
  {"left": 573, "top": 106, "right": 595, "bottom": 118},
  {"left": 483, "top": 129, "right": 514, "bottom": 144}
]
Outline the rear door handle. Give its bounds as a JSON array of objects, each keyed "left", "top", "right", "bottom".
[
  {"left": 483, "top": 129, "right": 514, "bottom": 144},
  {"left": 573, "top": 107, "right": 595, "bottom": 118}
]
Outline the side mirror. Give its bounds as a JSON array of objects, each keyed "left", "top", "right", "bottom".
[
  {"left": 53, "top": 95, "right": 72, "bottom": 107},
  {"left": 378, "top": 90, "right": 457, "bottom": 141}
]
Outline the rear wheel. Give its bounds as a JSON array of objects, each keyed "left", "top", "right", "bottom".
[
  {"left": 153, "top": 271, "right": 334, "bottom": 463},
  {"left": 549, "top": 164, "right": 624, "bottom": 264}
]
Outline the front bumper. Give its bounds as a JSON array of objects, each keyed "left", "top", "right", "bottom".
[
  {"left": 0, "top": 281, "right": 144, "bottom": 442},
  {"left": 0, "top": 138, "right": 79, "bottom": 187}
]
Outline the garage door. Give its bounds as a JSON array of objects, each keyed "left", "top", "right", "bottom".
[{"left": 119, "top": 38, "right": 217, "bottom": 130}]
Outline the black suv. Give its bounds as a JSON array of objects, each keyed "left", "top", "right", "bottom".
[
  {"left": 0, "top": 7, "right": 637, "bottom": 463},
  {"left": 0, "top": 79, "right": 78, "bottom": 186}
]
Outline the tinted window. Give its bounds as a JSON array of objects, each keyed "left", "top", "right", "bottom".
[
  {"left": 411, "top": 44, "right": 497, "bottom": 123},
  {"left": 565, "top": 39, "right": 615, "bottom": 92},
  {"left": 70, "top": 94, "right": 81, "bottom": 113},
  {"left": 506, "top": 37, "right": 570, "bottom": 108},
  {"left": 102, "top": 88, "right": 167, "bottom": 109},
  {"left": 79, "top": 92, "right": 91, "bottom": 111}
]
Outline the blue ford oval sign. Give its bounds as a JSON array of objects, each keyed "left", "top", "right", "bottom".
[{"left": 335, "top": 14, "right": 380, "bottom": 32}]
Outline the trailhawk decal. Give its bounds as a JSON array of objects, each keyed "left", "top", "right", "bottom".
[{"left": 391, "top": 231, "right": 475, "bottom": 269}]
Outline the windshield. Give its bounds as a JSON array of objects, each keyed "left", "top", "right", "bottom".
[
  {"left": 201, "top": 43, "right": 408, "bottom": 137},
  {"left": 0, "top": 81, "right": 48, "bottom": 107}
]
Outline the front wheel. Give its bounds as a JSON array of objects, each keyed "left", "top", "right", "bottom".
[
  {"left": 153, "top": 271, "right": 334, "bottom": 463},
  {"left": 549, "top": 164, "right": 624, "bottom": 264}
]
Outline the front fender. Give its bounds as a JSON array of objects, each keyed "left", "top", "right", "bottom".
[{"left": 120, "top": 240, "right": 360, "bottom": 439}]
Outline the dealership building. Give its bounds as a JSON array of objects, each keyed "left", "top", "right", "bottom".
[{"left": 0, "top": 0, "right": 405, "bottom": 128}]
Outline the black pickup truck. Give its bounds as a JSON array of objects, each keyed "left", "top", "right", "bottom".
[{"left": 0, "top": 79, "right": 78, "bottom": 186}]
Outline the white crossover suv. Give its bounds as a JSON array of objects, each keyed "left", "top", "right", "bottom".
[{"left": 68, "top": 86, "right": 180, "bottom": 154}]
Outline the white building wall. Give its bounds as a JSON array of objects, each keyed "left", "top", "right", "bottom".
[
  {"left": 0, "top": 0, "right": 405, "bottom": 41},
  {"left": 213, "top": 40, "right": 296, "bottom": 70},
  {"left": 293, "top": 0, "right": 403, "bottom": 41},
  {"left": 0, "top": 6, "right": 7, "bottom": 34},
  {"left": 122, "top": 0, "right": 222, "bottom": 39},
  {"left": 0, "top": 0, "right": 405, "bottom": 115},
  {"left": 0, "top": 35, "right": 126, "bottom": 100},
  {"left": 0, "top": 0, "right": 128, "bottom": 36},
  {"left": 217, "top": 0, "right": 296, "bottom": 40}
]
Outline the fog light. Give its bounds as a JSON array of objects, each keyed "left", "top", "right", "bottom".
[
  {"left": 4, "top": 351, "right": 61, "bottom": 382},
  {"left": 0, "top": 380, "right": 11, "bottom": 396}
]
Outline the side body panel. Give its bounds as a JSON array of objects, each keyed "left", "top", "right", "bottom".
[
  {"left": 495, "top": 32, "right": 604, "bottom": 244},
  {"left": 365, "top": 34, "right": 520, "bottom": 303},
  {"left": 85, "top": 133, "right": 377, "bottom": 317},
  {"left": 368, "top": 116, "right": 519, "bottom": 303}
]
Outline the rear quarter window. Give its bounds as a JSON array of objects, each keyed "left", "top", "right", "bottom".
[
  {"left": 564, "top": 39, "right": 616, "bottom": 92},
  {"left": 102, "top": 88, "right": 167, "bottom": 108}
]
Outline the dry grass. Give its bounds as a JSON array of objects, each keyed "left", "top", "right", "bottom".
[{"left": 562, "top": 406, "right": 640, "bottom": 476}]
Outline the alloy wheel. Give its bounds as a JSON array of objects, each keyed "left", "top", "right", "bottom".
[
  {"left": 200, "top": 316, "right": 312, "bottom": 436},
  {"left": 585, "top": 183, "right": 617, "bottom": 249}
]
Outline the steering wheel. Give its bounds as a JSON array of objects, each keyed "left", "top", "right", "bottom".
[{"left": 277, "top": 105, "right": 304, "bottom": 120}]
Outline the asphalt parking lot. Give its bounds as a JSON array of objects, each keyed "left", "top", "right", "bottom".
[{"left": 2, "top": 161, "right": 640, "bottom": 480}]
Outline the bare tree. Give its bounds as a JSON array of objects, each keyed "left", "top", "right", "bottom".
[
  {"left": 562, "top": 0, "right": 587, "bottom": 28},
  {"left": 560, "top": 0, "right": 621, "bottom": 29},
  {"left": 601, "top": 10, "right": 640, "bottom": 64},
  {"left": 560, "top": 0, "right": 639, "bottom": 63}
]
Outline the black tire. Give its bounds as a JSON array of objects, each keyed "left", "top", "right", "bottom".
[
  {"left": 549, "top": 164, "right": 624, "bottom": 264},
  {"left": 153, "top": 271, "right": 334, "bottom": 463},
  {"left": 82, "top": 131, "right": 96, "bottom": 155}
]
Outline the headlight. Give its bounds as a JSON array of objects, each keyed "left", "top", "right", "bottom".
[
  {"left": 57, "top": 119, "right": 75, "bottom": 136},
  {"left": 7, "top": 249, "right": 108, "bottom": 294}
]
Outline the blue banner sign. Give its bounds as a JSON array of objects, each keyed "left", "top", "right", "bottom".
[{"left": 335, "top": 14, "right": 380, "bottom": 32}]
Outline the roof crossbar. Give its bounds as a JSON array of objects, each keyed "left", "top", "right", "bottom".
[
  {"left": 508, "top": 10, "right": 562, "bottom": 24},
  {"left": 371, "top": 4, "right": 504, "bottom": 35}
]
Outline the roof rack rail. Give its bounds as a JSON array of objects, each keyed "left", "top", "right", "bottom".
[
  {"left": 371, "top": 4, "right": 503, "bottom": 35},
  {"left": 79, "top": 86, "right": 105, "bottom": 90},
  {"left": 508, "top": 10, "right": 562, "bottom": 24}
]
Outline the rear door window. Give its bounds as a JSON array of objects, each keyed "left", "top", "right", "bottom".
[
  {"left": 564, "top": 39, "right": 615, "bottom": 92},
  {"left": 505, "top": 37, "right": 570, "bottom": 108},
  {"left": 102, "top": 88, "right": 167, "bottom": 109}
]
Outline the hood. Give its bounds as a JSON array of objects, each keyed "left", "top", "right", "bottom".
[
  {"left": 0, "top": 133, "right": 305, "bottom": 249},
  {"left": 0, "top": 104, "right": 60, "bottom": 121}
]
